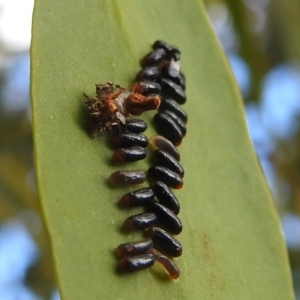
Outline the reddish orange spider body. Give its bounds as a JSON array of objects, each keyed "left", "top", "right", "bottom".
[{"left": 85, "top": 82, "right": 160, "bottom": 137}]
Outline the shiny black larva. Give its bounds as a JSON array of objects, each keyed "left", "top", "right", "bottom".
[
  {"left": 149, "top": 135, "right": 181, "bottom": 161},
  {"left": 161, "top": 67, "right": 185, "bottom": 90},
  {"left": 152, "top": 149, "right": 184, "bottom": 178},
  {"left": 163, "top": 110, "right": 187, "bottom": 137},
  {"left": 148, "top": 165, "right": 183, "bottom": 189},
  {"left": 123, "top": 212, "right": 157, "bottom": 231},
  {"left": 151, "top": 202, "right": 182, "bottom": 235},
  {"left": 124, "top": 119, "right": 148, "bottom": 133},
  {"left": 150, "top": 181, "right": 180, "bottom": 215},
  {"left": 136, "top": 66, "right": 161, "bottom": 82},
  {"left": 120, "top": 188, "right": 155, "bottom": 207},
  {"left": 153, "top": 112, "right": 183, "bottom": 146},
  {"left": 140, "top": 48, "right": 167, "bottom": 67},
  {"left": 111, "top": 147, "right": 147, "bottom": 164},
  {"left": 152, "top": 40, "right": 181, "bottom": 61},
  {"left": 111, "top": 118, "right": 148, "bottom": 134},
  {"left": 111, "top": 132, "right": 149, "bottom": 148},
  {"left": 115, "top": 238, "right": 153, "bottom": 258},
  {"left": 159, "top": 99, "right": 187, "bottom": 123},
  {"left": 159, "top": 77, "right": 186, "bottom": 105},
  {"left": 117, "top": 254, "right": 155, "bottom": 273},
  {"left": 148, "top": 226, "right": 182, "bottom": 257},
  {"left": 131, "top": 80, "right": 161, "bottom": 96}
]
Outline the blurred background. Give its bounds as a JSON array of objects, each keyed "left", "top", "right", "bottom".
[{"left": 0, "top": 0, "right": 299, "bottom": 299}]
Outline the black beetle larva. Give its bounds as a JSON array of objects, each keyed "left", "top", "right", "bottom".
[
  {"left": 153, "top": 113, "right": 183, "bottom": 146},
  {"left": 159, "top": 99, "right": 187, "bottom": 124},
  {"left": 150, "top": 181, "right": 180, "bottom": 215},
  {"left": 152, "top": 40, "right": 173, "bottom": 52},
  {"left": 151, "top": 202, "right": 182, "bottom": 235},
  {"left": 117, "top": 253, "right": 155, "bottom": 273},
  {"left": 125, "top": 119, "right": 148, "bottom": 133},
  {"left": 115, "top": 238, "right": 153, "bottom": 258},
  {"left": 111, "top": 132, "right": 149, "bottom": 148},
  {"left": 150, "top": 248, "right": 180, "bottom": 279},
  {"left": 123, "top": 212, "right": 157, "bottom": 231},
  {"left": 109, "top": 170, "right": 146, "bottom": 186},
  {"left": 149, "top": 135, "right": 180, "bottom": 161},
  {"left": 136, "top": 67, "right": 161, "bottom": 82},
  {"left": 140, "top": 48, "right": 167, "bottom": 67},
  {"left": 159, "top": 78, "right": 186, "bottom": 104},
  {"left": 131, "top": 81, "right": 161, "bottom": 96},
  {"left": 162, "top": 70, "right": 186, "bottom": 91},
  {"left": 152, "top": 149, "right": 184, "bottom": 178},
  {"left": 162, "top": 110, "right": 187, "bottom": 137},
  {"left": 120, "top": 188, "right": 155, "bottom": 207},
  {"left": 152, "top": 40, "right": 181, "bottom": 61},
  {"left": 111, "top": 119, "right": 148, "bottom": 134},
  {"left": 148, "top": 227, "right": 182, "bottom": 257},
  {"left": 112, "top": 147, "right": 147, "bottom": 163},
  {"left": 161, "top": 65, "right": 182, "bottom": 87},
  {"left": 148, "top": 166, "right": 183, "bottom": 190}
]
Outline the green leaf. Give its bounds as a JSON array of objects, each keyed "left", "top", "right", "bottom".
[{"left": 31, "top": 0, "right": 295, "bottom": 299}]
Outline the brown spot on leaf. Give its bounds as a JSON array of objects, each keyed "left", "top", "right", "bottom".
[
  {"left": 203, "top": 234, "right": 213, "bottom": 264},
  {"left": 209, "top": 273, "right": 225, "bottom": 290},
  {"left": 210, "top": 274, "right": 218, "bottom": 288}
]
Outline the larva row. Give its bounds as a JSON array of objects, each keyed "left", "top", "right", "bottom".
[
  {"left": 84, "top": 40, "right": 187, "bottom": 279},
  {"left": 135, "top": 40, "right": 187, "bottom": 145},
  {"left": 113, "top": 40, "right": 188, "bottom": 279},
  {"left": 109, "top": 121, "right": 182, "bottom": 279}
]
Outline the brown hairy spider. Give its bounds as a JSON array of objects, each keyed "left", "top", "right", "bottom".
[{"left": 85, "top": 82, "right": 160, "bottom": 137}]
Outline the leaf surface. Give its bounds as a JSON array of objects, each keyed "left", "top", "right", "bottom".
[{"left": 31, "top": 0, "right": 294, "bottom": 299}]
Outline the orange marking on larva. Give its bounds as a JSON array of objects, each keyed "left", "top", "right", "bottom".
[
  {"left": 85, "top": 82, "right": 160, "bottom": 137},
  {"left": 126, "top": 93, "right": 161, "bottom": 116}
]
